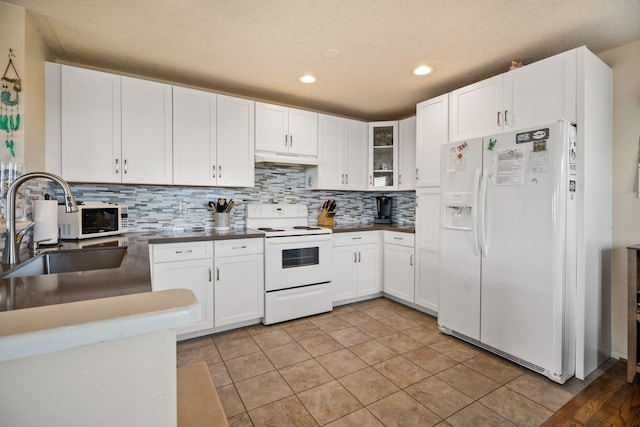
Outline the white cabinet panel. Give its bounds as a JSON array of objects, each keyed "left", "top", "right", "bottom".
[
  {"left": 449, "top": 75, "right": 504, "bottom": 141},
  {"left": 415, "top": 188, "right": 440, "bottom": 313},
  {"left": 398, "top": 116, "right": 416, "bottom": 191},
  {"left": 307, "top": 115, "right": 367, "bottom": 191},
  {"left": 172, "top": 86, "right": 217, "bottom": 186},
  {"left": 255, "top": 102, "right": 317, "bottom": 157},
  {"left": 60, "top": 65, "right": 121, "bottom": 183},
  {"left": 152, "top": 258, "right": 214, "bottom": 335},
  {"left": 216, "top": 94, "right": 255, "bottom": 187},
  {"left": 121, "top": 76, "right": 173, "bottom": 184},
  {"left": 214, "top": 253, "right": 264, "bottom": 327},
  {"left": 416, "top": 95, "right": 448, "bottom": 187},
  {"left": 332, "top": 232, "right": 381, "bottom": 303},
  {"left": 383, "top": 232, "right": 415, "bottom": 303}
]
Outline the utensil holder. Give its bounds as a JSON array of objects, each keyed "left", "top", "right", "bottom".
[
  {"left": 317, "top": 208, "right": 335, "bottom": 227},
  {"left": 214, "top": 212, "right": 230, "bottom": 231}
]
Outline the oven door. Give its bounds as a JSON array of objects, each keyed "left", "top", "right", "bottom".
[{"left": 264, "top": 233, "right": 332, "bottom": 291}]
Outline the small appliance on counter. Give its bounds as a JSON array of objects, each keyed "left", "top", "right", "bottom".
[
  {"left": 374, "top": 196, "right": 392, "bottom": 224},
  {"left": 58, "top": 202, "right": 128, "bottom": 240},
  {"left": 32, "top": 194, "right": 59, "bottom": 245}
]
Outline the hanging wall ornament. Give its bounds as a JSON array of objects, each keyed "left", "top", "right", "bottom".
[{"left": 1, "top": 49, "right": 22, "bottom": 158}]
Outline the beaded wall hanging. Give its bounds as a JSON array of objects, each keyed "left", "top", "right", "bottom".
[{"left": 1, "top": 49, "right": 21, "bottom": 158}]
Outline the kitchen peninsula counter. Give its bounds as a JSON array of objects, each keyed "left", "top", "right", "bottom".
[{"left": 0, "top": 228, "right": 265, "bottom": 312}]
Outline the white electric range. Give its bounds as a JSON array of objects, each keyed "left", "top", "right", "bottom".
[{"left": 246, "top": 204, "right": 333, "bottom": 325}]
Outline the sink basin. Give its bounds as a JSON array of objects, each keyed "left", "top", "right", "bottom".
[{"left": 0, "top": 247, "right": 127, "bottom": 279}]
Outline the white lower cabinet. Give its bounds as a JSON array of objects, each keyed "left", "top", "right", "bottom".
[
  {"left": 149, "top": 238, "right": 264, "bottom": 338},
  {"left": 213, "top": 239, "right": 264, "bottom": 327},
  {"left": 383, "top": 231, "right": 415, "bottom": 303},
  {"left": 332, "top": 232, "right": 381, "bottom": 303},
  {"left": 150, "top": 241, "right": 214, "bottom": 336}
]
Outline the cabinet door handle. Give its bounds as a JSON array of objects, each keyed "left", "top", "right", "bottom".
[
  {"left": 216, "top": 267, "right": 220, "bottom": 281},
  {"left": 416, "top": 168, "right": 419, "bottom": 180},
  {"left": 212, "top": 165, "right": 216, "bottom": 178},
  {"left": 285, "top": 134, "right": 288, "bottom": 147},
  {"left": 354, "top": 252, "right": 357, "bottom": 263},
  {"left": 497, "top": 111, "right": 502, "bottom": 126},
  {"left": 123, "top": 159, "right": 128, "bottom": 174},
  {"left": 115, "top": 158, "right": 119, "bottom": 174},
  {"left": 345, "top": 174, "right": 349, "bottom": 185},
  {"left": 369, "top": 175, "right": 373, "bottom": 185},
  {"left": 308, "top": 176, "right": 313, "bottom": 187},
  {"left": 358, "top": 252, "right": 361, "bottom": 263},
  {"left": 208, "top": 268, "right": 212, "bottom": 282},
  {"left": 504, "top": 110, "right": 509, "bottom": 126},
  {"left": 218, "top": 165, "right": 222, "bottom": 178},
  {"left": 399, "top": 174, "right": 402, "bottom": 185},
  {"left": 290, "top": 135, "right": 293, "bottom": 147},
  {"left": 341, "top": 173, "right": 345, "bottom": 184},
  {"left": 410, "top": 254, "right": 414, "bottom": 266}
]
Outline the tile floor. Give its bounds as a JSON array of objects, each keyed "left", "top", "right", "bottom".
[{"left": 176, "top": 297, "right": 610, "bottom": 427}]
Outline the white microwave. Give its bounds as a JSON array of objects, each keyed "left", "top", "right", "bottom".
[{"left": 58, "top": 202, "right": 129, "bottom": 240}]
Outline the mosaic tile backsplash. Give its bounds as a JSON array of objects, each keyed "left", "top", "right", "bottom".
[{"left": 26, "top": 166, "right": 415, "bottom": 232}]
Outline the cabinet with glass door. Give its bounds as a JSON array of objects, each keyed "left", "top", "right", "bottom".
[{"left": 368, "top": 121, "right": 398, "bottom": 190}]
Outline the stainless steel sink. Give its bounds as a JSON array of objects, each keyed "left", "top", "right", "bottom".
[{"left": 0, "top": 247, "right": 127, "bottom": 279}]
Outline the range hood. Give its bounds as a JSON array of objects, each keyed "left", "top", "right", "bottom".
[{"left": 254, "top": 152, "right": 318, "bottom": 167}]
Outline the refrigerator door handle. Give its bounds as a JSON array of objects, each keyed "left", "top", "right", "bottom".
[
  {"left": 471, "top": 168, "right": 482, "bottom": 256},
  {"left": 479, "top": 168, "right": 490, "bottom": 257}
]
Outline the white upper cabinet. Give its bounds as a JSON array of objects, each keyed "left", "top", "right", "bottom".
[
  {"left": 449, "top": 50, "right": 577, "bottom": 141},
  {"left": 398, "top": 116, "right": 416, "bottom": 191},
  {"left": 121, "top": 77, "right": 173, "bottom": 185},
  {"left": 368, "top": 121, "right": 398, "bottom": 190},
  {"left": 343, "top": 118, "right": 368, "bottom": 190},
  {"left": 416, "top": 95, "right": 448, "bottom": 187},
  {"left": 255, "top": 102, "right": 317, "bottom": 157},
  {"left": 306, "top": 115, "right": 367, "bottom": 190},
  {"left": 449, "top": 74, "right": 504, "bottom": 141},
  {"left": 166, "top": 88, "right": 256, "bottom": 187},
  {"left": 216, "top": 94, "right": 255, "bottom": 187},
  {"left": 172, "top": 86, "right": 217, "bottom": 186},
  {"left": 59, "top": 66, "right": 172, "bottom": 184},
  {"left": 60, "top": 66, "right": 122, "bottom": 183},
  {"left": 505, "top": 49, "right": 576, "bottom": 129}
]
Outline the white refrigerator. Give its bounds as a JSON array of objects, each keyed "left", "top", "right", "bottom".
[{"left": 438, "top": 121, "right": 578, "bottom": 384}]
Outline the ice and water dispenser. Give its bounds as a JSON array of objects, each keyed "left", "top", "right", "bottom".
[{"left": 442, "top": 192, "right": 473, "bottom": 230}]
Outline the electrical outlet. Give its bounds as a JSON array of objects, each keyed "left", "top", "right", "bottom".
[{"left": 178, "top": 203, "right": 187, "bottom": 214}]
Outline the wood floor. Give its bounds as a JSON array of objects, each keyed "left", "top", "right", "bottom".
[{"left": 542, "top": 361, "right": 640, "bottom": 426}]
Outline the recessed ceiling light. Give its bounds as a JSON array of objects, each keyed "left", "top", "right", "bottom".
[
  {"left": 412, "top": 65, "right": 433, "bottom": 76},
  {"left": 299, "top": 75, "right": 317, "bottom": 84}
]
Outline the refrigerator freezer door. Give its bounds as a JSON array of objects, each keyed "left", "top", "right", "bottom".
[
  {"left": 438, "top": 137, "right": 484, "bottom": 340},
  {"left": 480, "top": 122, "right": 571, "bottom": 375}
]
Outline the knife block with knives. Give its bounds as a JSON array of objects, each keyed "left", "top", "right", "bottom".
[{"left": 318, "top": 200, "right": 336, "bottom": 227}]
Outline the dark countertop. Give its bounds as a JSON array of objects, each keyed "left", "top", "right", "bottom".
[
  {"left": 0, "top": 228, "right": 264, "bottom": 312},
  {"left": 330, "top": 224, "right": 415, "bottom": 233}
]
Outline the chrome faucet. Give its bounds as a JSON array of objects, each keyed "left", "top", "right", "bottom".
[{"left": 2, "top": 172, "right": 78, "bottom": 265}]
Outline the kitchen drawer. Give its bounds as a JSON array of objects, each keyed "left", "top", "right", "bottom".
[
  {"left": 215, "top": 238, "right": 264, "bottom": 257},
  {"left": 383, "top": 231, "right": 415, "bottom": 247},
  {"left": 332, "top": 231, "right": 380, "bottom": 247},
  {"left": 152, "top": 241, "right": 214, "bottom": 263}
]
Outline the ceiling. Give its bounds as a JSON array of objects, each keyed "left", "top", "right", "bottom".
[{"left": 7, "top": 0, "right": 640, "bottom": 120}]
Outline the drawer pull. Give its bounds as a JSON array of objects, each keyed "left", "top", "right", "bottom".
[
  {"left": 233, "top": 245, "right": 248, "bottom": 250},
  {"left": 352, "top": 237, "right": 362, "bottom": 240},
  {"left": 393, "top": 237, "right": 403, "bottom": 240},
  {"left": 174, "top": 249, "right": 193, "bottom": 254}
]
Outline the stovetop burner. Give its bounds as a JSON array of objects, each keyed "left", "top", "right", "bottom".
[
  {"left": 293, "top": 226, "right": 322, "bottom": 230},
  {"left": 258, "top": 227, "right": 285, "bottom": 232}
]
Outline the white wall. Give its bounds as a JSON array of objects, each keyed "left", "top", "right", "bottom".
[{"left": 598, "top": 39, "right": 640, "bottom": 359}]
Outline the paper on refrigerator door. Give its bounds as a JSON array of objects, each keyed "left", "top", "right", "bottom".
[{"left": 493, "top": 148, "right": 525, "bottom": 185}]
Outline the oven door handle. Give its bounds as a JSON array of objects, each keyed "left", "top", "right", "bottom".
[{"left": 265, "top": 234, "right": 332, "bottom": 245}]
